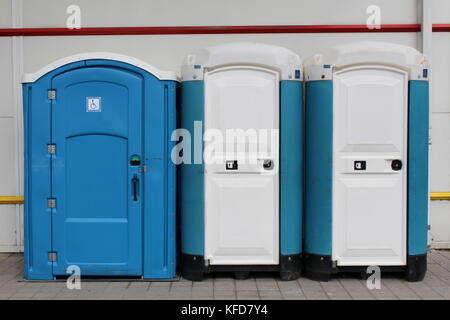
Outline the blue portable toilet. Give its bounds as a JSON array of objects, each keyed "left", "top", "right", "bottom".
[
  {"left": 23, "top": 53, "right": 178, "bottom": 280},
  {"left": 179, "top": 42, "right": 303, "bottom": 281},
  {"left": 304, "top": 42, "right": 429, "bottom": 282}
]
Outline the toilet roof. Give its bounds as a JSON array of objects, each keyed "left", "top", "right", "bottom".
[
  {"left": 304, "top": 41, "right": 428, "bottom": 70},
  {"left": 182, "top": 42, "right": 301, "bottom": 77},
  {"left": 22, "top": 52, "right": 179, "bottom": 83}
]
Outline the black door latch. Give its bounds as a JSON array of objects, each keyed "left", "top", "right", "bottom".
[
  {"left": 263, "top": 160, "right": 273, "bottom": 170},
  {"left": 391, "top": 159, "right": 403, "bottom": 171}
]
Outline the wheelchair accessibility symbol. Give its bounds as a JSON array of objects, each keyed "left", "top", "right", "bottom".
[{"left": 86, "top": 97, "right": 101, "bottom": 112}]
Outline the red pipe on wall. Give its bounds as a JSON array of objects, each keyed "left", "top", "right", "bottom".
[
  {"left": 0, "top": 24, "right": 427, "bottom": 37},
  {"left": 0, "top": 23, "right": 448, "bottom": 37},
  {"left": 433, "top": 24, "right": 450, "bottom": 32}
]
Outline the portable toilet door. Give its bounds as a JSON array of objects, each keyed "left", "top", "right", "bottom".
[
  {"left": 304, "top": 42, "right": 429, "bottom": 282},
  {"left": 23, "top": 53, "right": 178, "bottom": 280},
  {"left": 179, "top": 42, "right": 303, "bottom": 281}
]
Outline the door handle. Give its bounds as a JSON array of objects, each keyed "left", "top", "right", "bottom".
[
  {"left": 132, "top": 174, "right": 139, "bottom": 201},
  {"left": 391, "top": 159, "right": 403, "bottom": 171}
]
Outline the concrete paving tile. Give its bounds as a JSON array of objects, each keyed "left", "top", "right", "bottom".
[
  {"left": 284, "top": 295, "right": 306, "bottom": 300},
  {"left": 406, "top": 282, "right": 446, "bottom": 299},
  {"left": 383, "top": 281, "right": 421, "bottom": 300},
  {"left": 350, "top": 295, "right": 376, "bottom": 300},
  {"left": 329, "top": 296, "right": 353, "bottom": 300},
  {"left": 193, "top": 282, "right": 213, "bottom": 288},
  {"left": 213, "top": 289, "right": 236, "bottom": 297},
  {"left": 236, "top": 289, "right": 259, "bottom": 296},
  {"left": 261, "top": 296, "right": 283, "bottom": 300},
  {"left": 53, "top": 290, "right": 82, "bottom": 300},
  {"left": 303, "top": 288, "right": 329, "bottom": 299},
  {"left": 192, "top": 287, "right": 213, "bottom": 295},
  {"left": 236, "top": 296, "right": 260, "bottom": 300},
  {"left": 258, "top": 290, "right": 282, "bottom": 297},
  {"left": 191, "top": 296, "right": 214, "bottom": 300},
  {"left": 235, "top": 279, "right": 257, "bottom": 290},
  {"left": 277, "top": 280, "right": 300, "bottom": 288},
  {"left": 281, "top": 290, "right": 305, "bottom": 297},
  {"left": 306, "top": 295, "right": 329, "bottom": 300},
  {"left": 431, "top": 285, "right": 450, "bottom": 299},
  {"left": 298, "top": 278, "right": 323, "bottom": 288}
]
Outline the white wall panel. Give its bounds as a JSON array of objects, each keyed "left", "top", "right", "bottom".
[
  {"left": 0, "top": 0, "right": 448, "bottom": 252},
  {"left": 432, "top": 34, "right": 450, "bottom": 113},
  {"left": 429, "top": 6, "right": 450, "bottom": 248},
  {"left": 22, "top": 0, "right": 418, "bottom": 28},
  {"left": 0, "top": 1, "right": 22, "bottom": 253},
  {"left": 430, "top": 114, "right": 450, "bottom": 191},
  {"left": 433, "top": 0, "right": 450, "bottom": 23},
  {"left": 0, "top": 38, "right": 14, "bottom": 117},
  {"left": 0, "top": 206, "right": 19, "bottom": 252},
  {"left": 0, "top": 119, "right": 17, "bottom": 196},
  {"left": 0, "top": 0, "right": 11, "bottom": 27},
  {"left": 22, "top": 33, "right": 418, "bottom": 75},
  {"left": 430, "top": 201, "right": 450, "bottom": 248}
]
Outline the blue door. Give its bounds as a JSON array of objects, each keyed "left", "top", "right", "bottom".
[{"left": 51, "top": 67, "right": 143, "bottom": 276}]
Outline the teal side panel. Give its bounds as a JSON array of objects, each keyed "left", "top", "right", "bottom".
[
  {"left": 408, "top": 81, "right": 429, "bottom": 256},
  {"left": 280, "top": 81, "right": 303, "bottom": 255},
  {"left": 304, "top": 81, "right": 333, "bottom": 256},
  {"left": 180, "top": 81, "right": 204, "bottom": 256}
]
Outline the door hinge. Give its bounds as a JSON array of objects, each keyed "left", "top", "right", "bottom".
[
  {"left": 332, "top": 260, "right": 338, "bottom": 269},
  {"left": 47, "top": 90, "right": 56, "bottom": 100},
  {"left": 47, "top": 144, "right": 56, "bottom": 154},
  {"left": 47, "top": 198, "right": 56, "bottom": 209},
  {"left": 204, "top": 259, "right": 210, "bottom": 267},
  {"left": 138, "top": 165, "right": 148, "bottom": 173},
  {"left": 48, "top": 252, "right": 57, "bottom": 262}
]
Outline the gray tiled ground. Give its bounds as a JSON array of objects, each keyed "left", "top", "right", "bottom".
[{"left": 1, "top": 250, "right": 449, "bottom": 300}]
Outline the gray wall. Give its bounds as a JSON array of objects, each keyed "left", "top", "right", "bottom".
[{"left": 0, "top": 0, "right": 448, "bottom": 251}]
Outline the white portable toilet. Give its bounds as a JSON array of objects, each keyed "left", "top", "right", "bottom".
[
  {"left": 304, "top": 42, "right": 430, "bottom": 281},
  {"left": 179, "top": 42, "right": 304, "bottom": 280}
]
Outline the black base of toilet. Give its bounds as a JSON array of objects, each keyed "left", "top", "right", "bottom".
[
  {"left": 406, "top": 254, "right": 427, "bottom": 282},
  {"left": 303, "top": 253, "right": 427, "bottom": 282},
  {"left": 181, "top": 253, "right": 302, "bottom": 281}
]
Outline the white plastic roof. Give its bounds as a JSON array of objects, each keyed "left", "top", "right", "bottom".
[
  {"left": 304, "top": 41, "right": 428, "bottom": 70},
  {"left": 181, "top": 42, "right": 302, "bottom": 80},
  {"left": 22, "top": 52, "right": 179, "bottom": 83}
]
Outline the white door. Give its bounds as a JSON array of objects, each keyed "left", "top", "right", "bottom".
[
  {"left": 332, "top": 66, "right": 408, "bottom": 266},
  {"left": 204, "top": 66, "right": 279, "bottom": 265}
]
